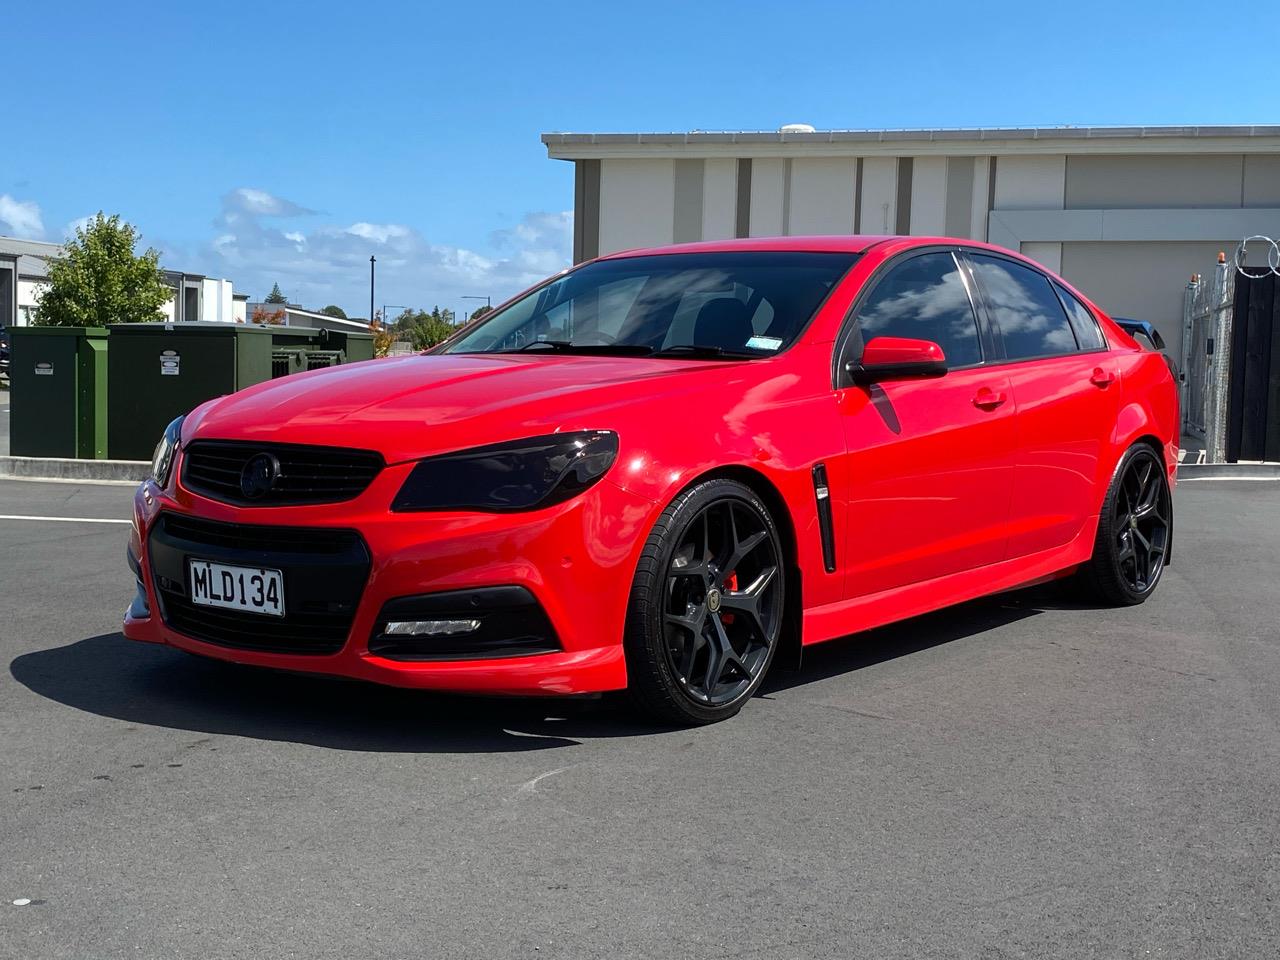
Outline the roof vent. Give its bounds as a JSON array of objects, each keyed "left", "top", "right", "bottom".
[{"left": 779, "top": 123, "right": 817, "bottom": 134}]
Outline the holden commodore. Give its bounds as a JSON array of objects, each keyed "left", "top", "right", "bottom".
[{"left": 125, "top": 236, "right": 1178, "bottom": 724}]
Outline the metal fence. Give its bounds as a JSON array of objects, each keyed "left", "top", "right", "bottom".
[
  {"left": 1180, "top": 258, "right": 1234, "bottom": 461},
  {"left": 1180, "top": 236, "right": 1280, "bottom": 463}
]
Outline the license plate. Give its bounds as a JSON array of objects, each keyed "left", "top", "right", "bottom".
[{"left": 188, "top": 560, "right": 285, "bottom": 617}]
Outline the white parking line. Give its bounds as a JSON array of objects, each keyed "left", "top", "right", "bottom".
[{"left": 0, "top": 514, "right": 130, "bottom": 524}]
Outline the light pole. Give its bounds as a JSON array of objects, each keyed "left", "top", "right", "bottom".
[
  {"left": 383, "top": 304, "right": 411, "bottom": 328},
  {"left": 461, "top": 295, "right": 491, "bottom": 324},
  {"left": 369, "top": 256, "right": 376, "bottom": 325}
]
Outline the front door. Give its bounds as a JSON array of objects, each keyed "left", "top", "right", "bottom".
[{"left": 836, "top": 250, "right": 1016, "bottom": 599}]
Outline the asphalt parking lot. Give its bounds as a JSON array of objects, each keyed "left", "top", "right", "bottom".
[{"left": 2, "top": 476, "right": 1278, "bottom": 959}]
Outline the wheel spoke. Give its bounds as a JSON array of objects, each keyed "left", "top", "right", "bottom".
[
  {"left": 1132, "top": 501, "right": 1157, "bottom": 520},
  {"left": 664, "top": 606, "right": 704, "bottom": 635},
  {"left": 1132, "top": 528, "right": 1152, "bottom": 584},
  {"left": 719, "top": 566, "right": 777, "bottom": 641},
  {"left": 724, "top": 530, "right": 768, "bottom": 580},
  {"left": 703, "top": 615, "right": 746, "bottom": 693},
  {"left": 1135, "top": 463, "right": 1160, "bottom": 516},
  {"left": 1116, "top": 535, "right": 1136, "bottom": 565},
  {"left": 678, "top": 625, "right": 707, "bottom": 683}
]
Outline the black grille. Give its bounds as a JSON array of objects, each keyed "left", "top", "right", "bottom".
[
  {"left": 149, "top": 513, "right": 370, "bottom": 655},
  {"left": 159, "top": 513, "right": 359, "bottom": 553},
  {"left": 181, "top": 440, "right": 383, "bottom": 506}
]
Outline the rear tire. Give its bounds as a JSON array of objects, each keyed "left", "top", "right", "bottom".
[
  {"left": 623, "top": 479, "right": 785, "bottom": 725},
  {"left": 1082, "top": 444, "right": 1172, "bottom": 605}
]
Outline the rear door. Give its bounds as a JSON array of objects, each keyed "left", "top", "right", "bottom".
[
  {"left": 964, "top": 253, "right": 1120, "bottom": 557},
  {"left": 835, "top": 250, "right": 1016, "bottom": 598}
]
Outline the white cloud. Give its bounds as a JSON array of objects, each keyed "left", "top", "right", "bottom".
[
  {"left": 0, "top": 194, "right": 45, "bottom": 238},
  {"left": 224, "top": 187, "right": 316, "bottom": 218},
  {"left": 205, "top": 187, "right": 572, "bottom": 314},
  {"left": 64, "top": 215, "right": 95, "bottom": 238},
  {"left": 346, "top": 222, "right": 413, "bottom": 244}
]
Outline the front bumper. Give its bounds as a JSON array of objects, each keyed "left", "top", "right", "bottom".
[{"left": 123, "top": 463, "right": 657, "bottom": 696}]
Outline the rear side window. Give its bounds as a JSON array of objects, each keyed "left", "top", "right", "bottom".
[
  {"left": 1053, "top": 283, "right": 1107, "bottom": 351},
  {"left": 970, "top": 254, "right": 1078, "bottom": 361},
  {"left": 854, "top": 252, "right": 983, "bottom": 367}
]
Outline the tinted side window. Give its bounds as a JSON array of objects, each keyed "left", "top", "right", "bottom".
[
  {"left": 970, "top": 255, "right": 1078, "bottom": 360},
  {"left": 855, "top": 252, "right": 982, "bottom": 367},
  {"left": 1053, "top": 283, "right": 1107, "bottom": 351}
]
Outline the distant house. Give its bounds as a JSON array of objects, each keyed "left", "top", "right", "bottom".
[
  {"left": 243, "top": 302, "right": 372, "bottom": 334},
  {"left": 0, "top": 236, "right": 61, "bottom": 327},
  {"left": 0, "top": 234, "right": 244, "bottom": 326}
]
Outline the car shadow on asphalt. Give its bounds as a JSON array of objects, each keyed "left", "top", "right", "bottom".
[
  {"left": 10, "top": 582, "right": 1085, "bottom": 753},
  {"left": 760, "top": 583, "right": 1067, "bottom": 696}
]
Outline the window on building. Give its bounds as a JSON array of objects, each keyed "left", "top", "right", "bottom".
[
  {"left": 0, "top": 268, "right": 13, "bottom": 328},
  {"left": 970, "top": 255, "right": 1078, "bottom": 361},
  {"left": 854, "top": 252, "right": 983, "bottom": 367},
  {"left": 183, "top": 285, "right": 200, "bottom": 322},
  {"left": 1053, "top": 282, "right": 1107, "bottom": 351}
]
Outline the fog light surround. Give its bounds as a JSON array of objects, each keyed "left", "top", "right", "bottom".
[
  {"left": 384, "top": 618, "right": 482, "bottom": 637},
  {"left": 369, "top": 586, "right": 561, "bottom": 661}
]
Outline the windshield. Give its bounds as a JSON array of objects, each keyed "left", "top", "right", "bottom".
[{"left": 442, "top": 251, "right": 858, "bottom": 358}]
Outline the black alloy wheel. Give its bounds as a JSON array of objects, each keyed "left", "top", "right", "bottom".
[
  {"left": 624, "top": 479, "right": 785, "bottom": 724},
  {"left": 1085, "top": 444, "right": 1172, "bottom": 605}
]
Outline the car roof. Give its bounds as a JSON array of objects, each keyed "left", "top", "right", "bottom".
[{"left": 596, "top": 235, "right": 899, "bottom": 259}]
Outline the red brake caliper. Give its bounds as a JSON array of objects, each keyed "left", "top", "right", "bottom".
[{"left": 721, "top": 572, "right": 737, "bottom": 625}]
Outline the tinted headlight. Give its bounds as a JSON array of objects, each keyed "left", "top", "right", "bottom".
[
  {"left": 151, "top": 416, "right": 184, "bottom": 488},
  {"left": 392, "top": 431, "right": 619, "bottom": 512}
]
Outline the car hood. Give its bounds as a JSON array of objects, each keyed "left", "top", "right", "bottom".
[{"left": 186, "top": 352, "right": 755, "bottom": 463}]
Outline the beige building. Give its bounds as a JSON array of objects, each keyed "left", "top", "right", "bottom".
[{"left": 542, "top": 125, "right": 1280, "bottom": 369}]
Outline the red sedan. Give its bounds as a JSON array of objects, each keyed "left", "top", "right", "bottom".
[{"left": 124, "top": 236, "right": 1178, "bottom": 724}]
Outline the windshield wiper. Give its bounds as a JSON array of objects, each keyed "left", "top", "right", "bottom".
[
  {"left": 501, "top": 340, "right": 655, "bottom": 356},
  {"left": 650, "top": 344, "right": 761, "bottom": 360}
]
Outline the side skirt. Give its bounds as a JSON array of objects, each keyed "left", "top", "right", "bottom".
[{"left": 801, "top": 518, "right": 1097, "bottom": 646}]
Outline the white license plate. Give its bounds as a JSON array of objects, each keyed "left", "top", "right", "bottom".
[{"left": 188, "top": 560, "right": 285, "bottom": 617}]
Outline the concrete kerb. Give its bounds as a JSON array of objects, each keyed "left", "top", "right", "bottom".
[
  {"left": 0, "top": 456, "right": 149, "bottom": 483},
  {"left": 1177, "top": 461, "right": 1280, "bottom": 480}
]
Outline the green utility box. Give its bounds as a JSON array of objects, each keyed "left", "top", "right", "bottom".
[
  {"left": 271, "top": 348, "right": 307, "bottom": 379},
  {"left": 269, "top": 327, "right": 327, "bottom": 352},
  {"left": 269, "top": 326, "right": 376, "bottom": 364},
  {"left": 8, "top": 326, "right": 110, "bottom": 459},
  {"left": 303, "top": 350, "right": 344, "bottom": 371},
  {"left": 107, "top": 322, "right": 276, "bottom": 461},
  {"left": 319, "top": 329, "right": 375, "bottom": 363}
]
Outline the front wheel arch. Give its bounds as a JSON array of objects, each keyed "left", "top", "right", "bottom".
[{"left": 664, "top": 466, "right": 804, "bottom": 667}]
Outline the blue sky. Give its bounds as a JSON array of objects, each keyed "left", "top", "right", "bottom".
[{"left": 3, "top": 0, "right": 1276, "bottom": 317}]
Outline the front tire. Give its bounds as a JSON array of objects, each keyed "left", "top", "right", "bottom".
[
  {"left": 623, "top": 479, "right": 785, "bottom": 725},
  {"left": 1083, "top": 444, "right": 1173, "bottom": 605}
]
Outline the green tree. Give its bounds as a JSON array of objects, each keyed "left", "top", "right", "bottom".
[
  {"left": 36, "top": 213, "right": 169, "bottom": 327},
  {"left": 320, "top": 304, "right": 347, "bottom": 319},
  {"left": 469, "top": 304, "right": 494, "bottom": 322},
  {"left": 368, "top": 312, "right": 394, "bottom": 358},
  {"left": 393, "top": 306, "right": 457, "bottom": 350},
  {"left": 265, "top": 283, "right": 288, "bottom": 304}
]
